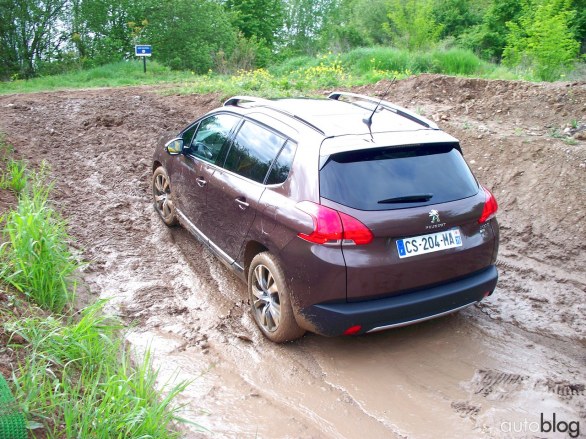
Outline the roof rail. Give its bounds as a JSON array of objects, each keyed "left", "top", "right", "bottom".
[
  {"left": 328, "top": 91, "right": 438, "bottom": 130},
  {"left": 223, "top": 96, "right": 272, "bottom": 107},
  {"left": 223, "top": 95, "right": 325, "bottom": 135}
]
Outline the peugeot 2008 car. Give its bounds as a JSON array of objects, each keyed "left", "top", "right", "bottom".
[{"left": 152, "top": 92, "right": 499, "bottom": 342}]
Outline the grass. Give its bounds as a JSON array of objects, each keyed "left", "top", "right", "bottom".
[
  {"left": 0, "top": 162, "right": 78, "bottom": 313},
  {"left": 0, "top": 159, "right": 28, "bottom": 193},
  {"left": 0, "top": 47, "right": 523, "bottom": 97},
  {"left": 1, "top": 47, "right": 584, "bottom": 97},
  {"left": 0, "top": 142, "right": 191, "bottom": 437},
  {"left": 5, "top": 301, "right": 190, "bottom": 437},
  {"left": 0, "top": 60, "right": 195, "bottom": 94}
]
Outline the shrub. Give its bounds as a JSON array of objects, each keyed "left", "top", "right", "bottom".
[{"left": 503, "top": 0, "right": 580, "bottom": 81}]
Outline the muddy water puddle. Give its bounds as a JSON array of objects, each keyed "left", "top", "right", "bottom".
[{"left": 122, "top": 226, "right": 585, "bottom": 439}]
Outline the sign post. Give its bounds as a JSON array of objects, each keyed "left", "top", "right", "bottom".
[{"left": 134, "top": 45, "right": 152, "bottom": 73}]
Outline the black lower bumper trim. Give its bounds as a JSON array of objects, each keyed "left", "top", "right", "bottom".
[{"left": 301, "top": 266, "right": 498, "bottom": 336}]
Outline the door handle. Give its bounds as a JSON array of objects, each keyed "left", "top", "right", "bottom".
[
  {"left": 195, "top": 177, "right": 206, "bottom": 187},
  {"left": 235, "top": 197, "right": 249, "bottom": 210}
]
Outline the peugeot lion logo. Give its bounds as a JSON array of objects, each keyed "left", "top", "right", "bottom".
[{"left": 429, "top": 209, "right": 440, "bottom": 224}]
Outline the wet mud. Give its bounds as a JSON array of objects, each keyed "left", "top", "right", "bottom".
[{"left": 0, "top": 75, "right": 584, "bottom": 438}]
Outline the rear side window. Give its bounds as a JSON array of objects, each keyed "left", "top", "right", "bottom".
[
  {"left": 224, "top": 121, "right": 286, "bottom": 183},
  {"left": 320, "top": 143, "right": 478, "bottom": 211},
  {"left": 266, "top": 141, "right": 296, "bottom": 185}
]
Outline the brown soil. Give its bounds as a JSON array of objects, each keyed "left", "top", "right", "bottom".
[{"left": 0, "top": 75, "right": 585, "bottom": 438}]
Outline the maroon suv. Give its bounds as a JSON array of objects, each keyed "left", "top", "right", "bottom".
[{"left": 152, "top": 92, "right": 499, "bottom": 342}]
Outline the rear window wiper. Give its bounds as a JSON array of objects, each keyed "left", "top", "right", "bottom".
[{"left": 377, "top": 193, "right": 433, "bottom": 204}]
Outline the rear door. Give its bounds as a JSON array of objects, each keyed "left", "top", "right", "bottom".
[
  {"left": 319, "top": 143, "right": 497, "bottom": 301},
  {"left": 205, "top": 120, "right": 288, "bottom": 260}
]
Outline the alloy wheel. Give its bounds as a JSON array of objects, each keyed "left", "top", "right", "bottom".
[{"left": 251, "top": 264, "right": 281, "bottom": 332}]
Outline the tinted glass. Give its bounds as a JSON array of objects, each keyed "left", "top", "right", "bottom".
[
  {"left": 190, "top": 114, "right": 239, "bottom": 164},
  {"left": 181, "top": 123, "right": 198, "bottom": 145},
  {"left": 266, "top": 141, "right": 296, "bottom": 185},
  {"left": 320, "top": 143, "right": 478, "bottom": 211},
  {"left": 224, "top": 121, "right": 286, "bottom": 183}
]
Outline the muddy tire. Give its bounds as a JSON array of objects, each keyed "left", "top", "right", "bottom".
[
  {"left": 249, "top": 252, "right": 305, "bottom": 343},
  {"left": 152, "top": 166, "right": 178, "bottom": 226}
]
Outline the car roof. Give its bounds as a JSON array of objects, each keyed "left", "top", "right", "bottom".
[{"left": 223, "top": 93, "right": 440, "bottom": 138}]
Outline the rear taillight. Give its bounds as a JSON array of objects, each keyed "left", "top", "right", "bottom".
[
  {"left": 478, "top": 186, "right": 498, "bottom": 224},
  {"left": 296, "top": 201, "right": 373, "bottom": 245}
]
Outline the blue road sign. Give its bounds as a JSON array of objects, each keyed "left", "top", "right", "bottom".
[{"left": 135, "top": 45, "right": 152, "bottom": 57}]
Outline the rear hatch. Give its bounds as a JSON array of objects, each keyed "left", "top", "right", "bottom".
[{"left": 319, "top": 142, "right": 497, "bottom": 302}]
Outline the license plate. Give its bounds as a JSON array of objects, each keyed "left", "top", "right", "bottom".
[{"left": 396, "top": 228, "right": 462, "bottom": 259}]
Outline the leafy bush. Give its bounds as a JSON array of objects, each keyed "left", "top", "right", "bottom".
[
  {"left": 503, "top": 0, "right": 580, "bottom": 81},
  {"left": 384, "top": 0, "right": 443, "bottom": 50}
]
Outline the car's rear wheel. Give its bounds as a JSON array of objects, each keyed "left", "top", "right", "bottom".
[
  {"left": 152, "top": 167, "right": 177, "bottom": 226},
  {"left": 249, "top": 252, "right": 305, "bottom": 343}
]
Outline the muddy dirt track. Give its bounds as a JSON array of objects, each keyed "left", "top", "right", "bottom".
[{"left": 0, "top": 75, "right": 585, "bottom": 438}]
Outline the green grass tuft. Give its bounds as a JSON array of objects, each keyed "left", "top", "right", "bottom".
[
  {"left": 0, "top": 159, "right": 28, "bottom": 193},
  {"left": 0, "top": 162, "right": 79, "bottom": 313},
  {"left": 6, "top": 301, "right": 191, "bottom": 437}
]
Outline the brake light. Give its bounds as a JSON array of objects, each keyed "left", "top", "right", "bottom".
[
  {"left": 478, "top": 186, "right": 498, "bottom": 224},
  {"left": 339, "top": 212, "right": 374, "bottom": 245},
  {"left": 296, "top": 201, "right": 373, "bottom": 245}
]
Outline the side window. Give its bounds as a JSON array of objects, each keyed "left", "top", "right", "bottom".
[
  {"left": 266, "top": 141, "right": 296, "bottom": 185},
  {"left": 224, "top": 122, "right": 286, "bottom": 183},
  {"left": 189, "top": 114, "right": 239, "bottom": 164}
]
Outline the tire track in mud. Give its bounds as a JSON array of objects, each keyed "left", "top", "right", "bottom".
[{"left": 0, "top": 77, "right": 585, "bottom": 438}]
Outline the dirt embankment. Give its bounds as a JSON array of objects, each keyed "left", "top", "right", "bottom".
[{"left": 0, "top": 76, "right": 585, "bottom": 438}]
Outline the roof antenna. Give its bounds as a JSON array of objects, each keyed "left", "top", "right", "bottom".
[{"left": 363, "top": 77, "right": 396, "bottom": 135}]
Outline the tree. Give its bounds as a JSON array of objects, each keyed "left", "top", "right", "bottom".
[
  {"left": 224, "top": 0, "right": 284, "bottom": 48},
  {"left": 281, "top": 0, "right": 338, "bottom": 55},
  {"left": 569, "top": 0, "right": 586, "bottom": 53},
  {"left": 70, "top": 0, "right": 144, "bottom": 66},
  {"left": 432, "top": 0, "right": 482, "bottom": 39},
  {"left": 384, "top": 0, "right": 443, "bottom": 50},
  {"left": 503, "top": 0, "right": 580, "bottom": 80},
  {"left": 143, "top": 0, "right": 237, "bottom": 73},
  {"left": 0, "top": 0, "right": 68, "bottom": 79},
  {"left": 459, "top": 0, "right": 523, "bottom": 61},
  {"left": 349, "top": 0, "right": 392, "bottom": 46}
]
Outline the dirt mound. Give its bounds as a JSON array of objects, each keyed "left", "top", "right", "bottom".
[{"left": 0, "top": 75, "right": 584, "bottom": 438}]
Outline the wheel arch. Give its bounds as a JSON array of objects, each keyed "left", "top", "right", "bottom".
[{"left": 243, "top": 240, "right": 269, "bottom": 280}]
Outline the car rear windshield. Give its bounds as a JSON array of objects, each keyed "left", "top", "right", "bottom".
[{"left": 319, "top": 143, "right": 478, "bottom": 211}]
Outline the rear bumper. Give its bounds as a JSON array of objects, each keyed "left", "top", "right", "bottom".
[{"left": 299, "top": 265, "right": 498, "bottom": 336}]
